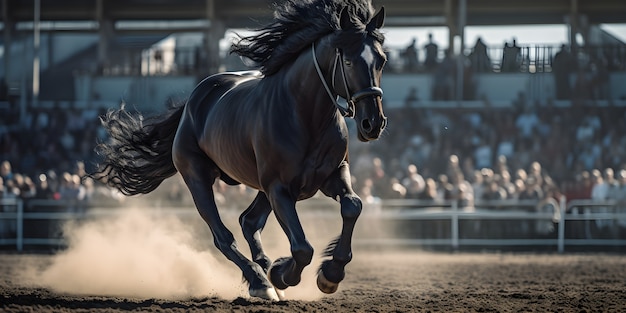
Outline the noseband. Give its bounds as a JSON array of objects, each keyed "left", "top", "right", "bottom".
[{"left": 312, "top": 42, "right": 383, "bottom": 118}]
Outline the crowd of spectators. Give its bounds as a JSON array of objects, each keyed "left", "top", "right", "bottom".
[
  {"left": 1, "top": 37, "right": 626, "bottom": 241},
  {"left": 350, "top": 102, "right": 626, "bottom": 204}
]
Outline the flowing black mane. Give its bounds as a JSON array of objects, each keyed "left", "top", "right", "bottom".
[{"left": 230, "top": 0, "right": 383, "bottom": 76}]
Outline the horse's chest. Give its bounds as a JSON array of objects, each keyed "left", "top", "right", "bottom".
[{"left": 296, "top": 144, "right": 346, "bottom": 200}]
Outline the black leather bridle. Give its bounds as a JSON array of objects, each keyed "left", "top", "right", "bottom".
[{"left": 312, "top": 42, "right": 383, "bottom": 118}]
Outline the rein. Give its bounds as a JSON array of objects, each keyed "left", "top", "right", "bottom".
[{"left": 311, "top": 42, "right": 383, "bottom": 118}]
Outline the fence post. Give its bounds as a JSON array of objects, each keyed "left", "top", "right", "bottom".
[
  {"left": 557, "top": 195, "right": 566, "bottom": 253},
  {"left": 17, "top": 199, "right": 23, "bottom": 251},
  {"left": 451, "top": 200, "right": 459, "bottom": 249}
]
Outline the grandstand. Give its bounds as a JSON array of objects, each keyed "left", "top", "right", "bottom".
[{"left": 1, "top": 0, "right": 625, "bottom": 251}]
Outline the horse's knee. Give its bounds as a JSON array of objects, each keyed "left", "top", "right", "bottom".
[{"left": 340, "top": 195, "right": 362, "bottom": 220}]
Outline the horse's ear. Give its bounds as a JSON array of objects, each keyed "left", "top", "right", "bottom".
[
  {"left": 367, "top": 6, "right": 385, "bottom": 31},
  {"left": 339, "top": 7, "right": 352, "bottom": 30}
]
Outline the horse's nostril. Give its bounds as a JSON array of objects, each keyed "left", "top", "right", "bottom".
[{"left": 361, "top": 119, "right": 372, "bottom": 131}]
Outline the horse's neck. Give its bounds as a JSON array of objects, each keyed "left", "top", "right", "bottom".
[{"left": 279, "top": 43, "right": 339, "bottom": 124}]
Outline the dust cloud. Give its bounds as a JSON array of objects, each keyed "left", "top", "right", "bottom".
[
  {"left": 34, "top": 209, "right": 244, "bottom": 300},
  {"left": 25, "top": 205, "right": 342, "bottom": 301}
]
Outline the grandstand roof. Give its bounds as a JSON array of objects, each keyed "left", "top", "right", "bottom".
[{"left": 2, "top": 0, "right": 625, "bottom": 31}]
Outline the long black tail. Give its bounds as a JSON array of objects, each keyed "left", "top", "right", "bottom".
[{"left": 93, "top": 104, "right": 184, "bottom": 196}]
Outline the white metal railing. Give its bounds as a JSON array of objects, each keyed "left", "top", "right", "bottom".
[{"left": 0, "top": 197, "right": 624, "bottom": 252}]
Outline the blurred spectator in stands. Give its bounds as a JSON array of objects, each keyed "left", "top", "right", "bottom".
[
  {"left": 493, "top": 155, "right": 510, "bottom": 176},
  {"left": 565, "top": 171, "right": 594, "bottom": 201},
  {"left": 432, "top": 49, "right": 456, "bottom": 100},
  {"left": 401, "top": 37, "right": 419, "bottom": 72},
  {"left": 0, "top": 176, "right": 18, "bottom": 237},
  {"left": 1, "top": 160, "right": 14, "bottom": 182},
  {"left": 468, "top": 37, "right": 491, "bottom": 73},
  {"left": 482, "top": 179, "right": 507, "bottom": 201},
  {"left": 474, "top": 138, "right": 493, "bottom": 170},
  {"left": 496, "top": 134, "right": 515, "bottom": 163},
  {"left": 588, "top": 168, "right": 614, "bottom": 234},
  {"left": 550, "top": 46, "right": 575, "bottom": 99},
  {"left": 418, "top": 178, "right": 439, "bottom": 201},
  {"left": 592, "top": 168, "right": 616, "bottom": 201},
  {"left": 501, "top": 39, "right": 521, "bottom": 72},
  {"left": 447, "top": 171, "right": 474, "bottom": 208},
  {"left": 589, "top": 56, "right": 609, "bottom": 100},
  {"left": 370, "top": 157, "right": 388, "bottom": 197},
  {"left": 402, "top": 164, "right": 426, "bottom": 199},
  {"left": 515, "top": 106, "right": 539, "bottom": 139},
  {"left": 446, "top": 154, "right": 461, "bottom": 178},
  {"left": 608, "top": 169, "right": 626, "bottom": 235},
  {"left": 471, "top": 170, "right": 485, "bottom": 200},
  {"left": 34, "top": 173, "right": 57, "bottom": 200},
  {"left": 437, "top": 174, "right": 452, "bottom": 201},
  {"left": 499, "top": 170, "right": 518, "bottom": 199},
  {"left": 13, "top": 173, "right": 36, "bottom": 199},
  {"left": 386, "top": 177, "right": 407, "bottom": 199},
  {"left": 423, "top": 33, "right": 439, "bottom": 72},
  {"left": 608, "top": 169, "right": 626, "bottom": 203},
  {"left": 58, "top": 172, "right": 86, "bottom": 212},
  {"left": 535, "top": 188, "right": 560, "bottom": 235},
  {"left": 518, "top": 176, "right": 543, "bottom": 202},
  {"left": 527, "top": 161, "right": 544, "bottom": 187}
]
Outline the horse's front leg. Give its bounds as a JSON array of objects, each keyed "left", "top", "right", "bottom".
[
  {"left": 266, "top": 184, "right": 314, "bottom": 291},
  {"left": 317, "top": 160, "right": 362, "bottom": 294}
]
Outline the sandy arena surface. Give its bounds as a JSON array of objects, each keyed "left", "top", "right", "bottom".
[{"left": 2, "top": 250, "right": 626, "bottom": 312}]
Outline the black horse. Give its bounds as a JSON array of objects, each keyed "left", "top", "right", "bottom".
[{"left": 94, "top": 0, "right": 386, "bottom": 301}]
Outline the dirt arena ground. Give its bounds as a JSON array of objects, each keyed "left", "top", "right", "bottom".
[{"left": 2, "top": 250, "right": 626, "bottom": 312}]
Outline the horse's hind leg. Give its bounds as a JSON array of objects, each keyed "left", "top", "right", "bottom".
[
  {"left": 239, "top": 191, "right": 273, "bottom": 273},
  {"left": 174, "top": 150, "right": 279, "bottom": 301},
  {"left": 318, "top": 161, "right": 362, "bottom": 294}
]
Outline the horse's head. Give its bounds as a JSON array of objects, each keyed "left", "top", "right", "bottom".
[{"left": 330, "top": 6, "right": 387, "bottom": 142}]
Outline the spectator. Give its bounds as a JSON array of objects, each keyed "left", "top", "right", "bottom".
[
  {"left": 447, "top": 171, "right": 474, "bottom": 208},
  {"left": 34, "top": 173, "right": 57, "bottom": 200},
  {"left": 402, "top": 164, "right": 426, "bottom": 199},
  {"left": 0, "top": 160, "right": 13, "bottom": 182},
  {"left": 432, "top": 49, "right": 456, "bottom": 100},
  {"left": 518, "top": 176, "right": 543, "bottom": 202},
  {"left": 515, "top": 106, "right": 540, "bottom": 139},
  {"left": 423, "top": 33, "right": 439, "bottom": 71},
  {"left": 501, "top": 39, "right": 521, "bottom": 72},
  {"left": 552, "top": 44, "right": 576, "bottom": 100},
  {"left": 418, "top": 178, "right": 439, "bottom": 201},
  {"left": 401, "top": 37, "right": 419, "bottom": 72},
  {"left": 482, "top": 180, "right": 507, "bottom": 201},
  {"left": 468, "top": 37, "right": 491, "bottom": 72}
]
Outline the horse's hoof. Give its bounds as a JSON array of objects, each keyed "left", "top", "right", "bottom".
[
  {"left": 249, "top": 287, "right": 281, "bottom": 301},
  {"left": 276, "top": 289, "right": 286, "bottom": 301},
  {"left": 268, "top": 258, "right": 290, "bottom": 290},
  {"left": 316, "top": 269, "right": 339, "bottom": 294}
]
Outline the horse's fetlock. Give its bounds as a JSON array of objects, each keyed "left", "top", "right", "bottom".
[{"left": 291, "top": 245, "right": 314, "bottom": 266}]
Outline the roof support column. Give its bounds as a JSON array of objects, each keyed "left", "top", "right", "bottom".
[
  {"left": 96, "top": 0, "right": 113, "bottom": 75},
  {"left": 205, "top": 0, "right": 225, "bottom": 75},
  {"left": 32, "top": 0, "right": 40, "bottom": 108},
  {"left": 455, "top": 0, "right": 466, "bottom": 103},
  {"left": 2, "top": 0, "right": 13, "bottom": 84},
  {"left": 568, "top": 0, "right": 579, "bottom": 55}
]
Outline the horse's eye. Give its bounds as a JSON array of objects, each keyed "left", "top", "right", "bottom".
[{"left": 344, "top": 60, "right": 352, "bottom": 66}]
